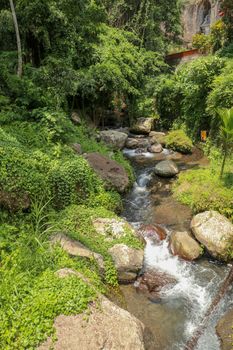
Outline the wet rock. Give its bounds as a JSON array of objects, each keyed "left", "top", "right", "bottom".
[
  {"left": 167, "top": 152, "right": 183, "bottom": 161},
  {"left": 38, "top": 297, "right": 145, "bottom": 350},
  {"left": 85, "top": 152, "right": 129, "bottom": 193},
  {"left": 216, "top": 308, "right": 233, "bottom": 350},
  {"left": 99, "top": 130, "right": 128, "bottom": 150},
  {"left": 135, "top": 148, "right": 146, "bottom": 154},
  {"left": 131, "top": 118, "right": 154, "bottom": 135},
  {"left": 154, "top": 160, "right": 179, "bottom": 178},
  {"left": 108, "top": 244, "right": 144, "bottom": 282},
  {"left": 92, "top": 218, "right": 141, "bottom": 242},
  {"left": 51, "top": 233, "right": 104, "bottom": 272},
  {"left": 136, "top": 270, "right": 177, "bottom": 297},
  {"left": 148, "top": 144, "right": 163, "bottom": 153},
  {"left": 170, "top": 231, "right": 202, "bottom": 261},
  {"left": 191, "top": 211, "right": 233, "bottom": 261},
  {"left": 71, "top": 143, "right": 82, "bottom": 154},
  {"left": 149, "top": 131, "right": 166, "bottom": 145},
  {"left": 126, "top": 138, "right": 140, "bottom": 149},
  {"left": 139, "top": 224, "right": 167, "bottom": 241}
]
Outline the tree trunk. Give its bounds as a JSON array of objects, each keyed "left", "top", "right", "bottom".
[
  {"left": 220, "top": 148, "right": 227, "bottom": 179},
  {"left": 9, "top": 0, "right": 23, "bottom": 77}
]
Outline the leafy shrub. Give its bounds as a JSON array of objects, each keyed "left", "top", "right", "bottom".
[
  {"left": 0, "top": 224, "right": 103, "bottom": 350},
  {"left": 154, "top": 74, "right": 183, "bottom": 129},
  {"left": 165, "top": 129, "right": 193, "bottom": 154},
  {"left": 51, "top": 205, "right": 143, "bottom": 285},
  {"left": 173, "top": 166, "right": 233, "bottom": 220},
  {"left": 192, "top": 33, "right": 212, "bottom": 53}
]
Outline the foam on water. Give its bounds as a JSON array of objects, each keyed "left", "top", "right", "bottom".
[
  {"left": 143, "top": 236, "right": 222, "bottom": 340},
  {"left": 123, "top": 148, "right": 155, "bottom": 158}
]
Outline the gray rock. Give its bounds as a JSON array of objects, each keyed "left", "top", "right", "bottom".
[
  {"left": 148, "top": 143, "right": 163, "bottom": 153},
  {"left": 191, "top": 211, "right": 233, "bottom": 261},
  {"left": 154, "top": 160, "right": 179, "bottom": 178},
  {"left": 99, "top": 130, "right": 128, "bottom": 150},
  {"left": 131, "top": 118, "right": 154, "bottom": 135},
  {"left": 170, "top": 231, "right": 202, "bottom": 261},
  {"left": 216, "top": 308, "right": 233, "bottom": 350},
  {"left": 108, "top": 244, "right": 144, "bottom": 282},
  {"left": 85, "top": 152, "right": 129, "bottom": 193},
  {"left": 92, "top": 218, "right": 139, "bottom": 241},
  {"left": 38, "top": 297, "right": 145, "bottom": 350},
  {"left": 126, "top": 138, "right": 139, "bottom": 149}
]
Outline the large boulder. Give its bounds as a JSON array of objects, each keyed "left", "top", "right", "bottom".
[
  {"left": 38, "top": 297, "right": 145, "bottom": 350},
  {"left": 131, "top": 118, "right": 154, "bottom": 135},
  {"left": 108, "top": 244, "right": 144, "bottom": 282},
  {"left": 51, "top": 233, "right": 104, "bottom": 272},
  {"left": 216, "top": 308, "right": 233, "bottom": 350},
  {"left": 99, "top": 130, "right": 128, "bottom": 150},
  {"left": 154, "top": 160, "right": 179, "bottom": 178},
  {"left": 170, "top": 231, "right": 202, "bottom": 261},
  {"left": 85, "top": 152, "right": 129, "bottom": 193},
  {"left": 191, "top": 211, "right": 233, "bottom": 261},
  {"left": 92, "top": 218, "right": 141, "bottom": 241}
]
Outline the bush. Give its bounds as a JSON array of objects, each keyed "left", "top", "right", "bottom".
[
  {"left": 0, "top": 224, "right": 103, "bottom": 350},
  {"left": 173, "top": 157, "right": 233, "bottom": 220},
  {"left": 165, "top": 129, "right": 193, "bottom": 154}
]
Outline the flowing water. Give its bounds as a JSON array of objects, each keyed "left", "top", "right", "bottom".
[{"left": 120, "top": 148, "right": 233, "bottom": 350}]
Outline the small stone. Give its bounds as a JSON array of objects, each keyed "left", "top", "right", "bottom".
[{"left": 148, "top": 144, "right": 163, "bottom": 153}]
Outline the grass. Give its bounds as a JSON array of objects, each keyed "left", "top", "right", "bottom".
[{"left": 173, "top": 147, "right": 233, "bottom": 221}]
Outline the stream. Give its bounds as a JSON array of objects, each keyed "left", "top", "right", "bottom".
[{"left": 120, "top": 147, "right": 233, "bottom": 350}]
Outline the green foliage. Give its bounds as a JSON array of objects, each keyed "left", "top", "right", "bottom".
[
  {"left": 217, "top": 108, "right": 233, "bottom": 178},
  {"left": 154, "top": 74, "right": 183, "bottom": 129},
  {"left": 0, "top": 122, "right": 124, "bottom": 212},
  {"left": 192, "top": 33, "right": 212, "bottom": 53},
  {"left": 221, "top": 0, "right": 233, "bottom": 43},
  {"left": 173, "top": 145, "right": 233, "bottom": 220},
  {"left": 0, "top": 224, "right": 103, "bottom": 350},
  {"left": 207, "top": 59, "right": 233, "bottom": 113},
  {"left": 155, "top": 56, "right": 225, "bottom": 138},
  {"left": 50, "top": 205, "right": 143, "bottom": 285},
  {"left": 165, "top": 129, "right": 193, "bottom": 154},
  {"left": 103, "top": 0, "right": 183, "bottom": 52}
]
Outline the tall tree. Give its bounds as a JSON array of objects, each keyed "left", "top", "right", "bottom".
[{"left": 9, "top": 0, "right": 22, "bottom": 77}]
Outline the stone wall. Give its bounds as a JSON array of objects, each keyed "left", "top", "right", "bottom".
[{"left": 182, "top": 0, "right": 221, "bottom": 45}]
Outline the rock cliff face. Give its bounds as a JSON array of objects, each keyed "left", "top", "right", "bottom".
[{"left": 182, "top": 0, "right": 220, "bottom": 45}]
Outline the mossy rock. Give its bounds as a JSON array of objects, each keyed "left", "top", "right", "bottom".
[{"left": 165, "top": 130, "right": 193, "bottom": 154}]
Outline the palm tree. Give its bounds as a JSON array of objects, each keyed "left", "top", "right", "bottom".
[
  {"left": 217, "top": 107, "right": 233, "bottom": 178},
  {"left": 9, "top": 0, "right": 23, "bottom": 77}
]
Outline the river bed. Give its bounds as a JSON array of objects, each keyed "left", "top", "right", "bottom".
[{"left": 120, "top": 147, "right": 233, "bottom": 350}]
